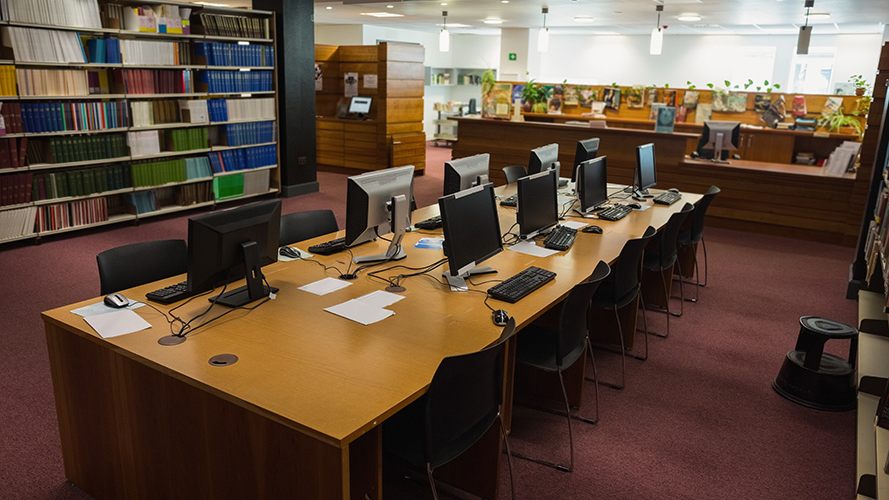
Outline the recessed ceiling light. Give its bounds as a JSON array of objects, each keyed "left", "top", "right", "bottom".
[
  {"left": 326, "top": 6, "right": 332, "bottom": 9},
  {"left": 808, "top": 12, "right": 831, "bottom": 17},
  {"left": 386, "top": 4, "right": 394, "bottom": 8},
  {"left": 360, "top": 12, "right": 404, "bottom": 18},
  {"left": 436, "top": 23, "right": 471, "bottom": 28},
  {"left": 483, "top": 18, "right": 503, "bottom": 24},
  {"left": 574, "top": 16, "right": 595, "bottom": 23},
  {"left": 501, "top": 0, "right": 509, "bottom": 3},
  {"left": 440, "top": 2, "right": 447, "bottom": 5},
  {"left": 678, "top": 13, "right": 701, "bottom": 22}
]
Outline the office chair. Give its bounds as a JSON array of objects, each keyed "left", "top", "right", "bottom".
[
  {"left": 512, "top": 261, "right": 610, "bottom": 472},
  {"left": 502, "top": 165, "right": 527, "bottom": 184},
  {"left": 677, "top": 185, "right": 720, "bottom": 301},
  {"left": 590, "top": 226, "right": 656, "bottom": 389},
  {"left": 96, "top": 239, "right": 187, "bottom": 295},
  {"left": 278, "top": 209, "right": 338, "bottom": 246},
  {"left": 642, "top": 203, "right": 694, "bottom": 337},
  {"left": 383, "top": 318, "right": 516, "bottom": 500}
]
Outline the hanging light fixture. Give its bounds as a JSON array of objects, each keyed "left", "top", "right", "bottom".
[
  {"left": 797, "top": 0, "right": 814, "bottom": 55},
  {"left": 440, "top": 10, "right": 450, "bottom": 52},
  {"left": 538, "top": 7, "right": 549, "bottom": 53},
  {"left": 650, "top": 5, "right": 664, "bottom": 55}
]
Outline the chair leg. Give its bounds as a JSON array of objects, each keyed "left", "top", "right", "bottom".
[
  {"left": 510, "top": 369, "right": 574, "bottom": 472},
  {"left": 648, "top": 270, "right": 671, "bottom": 339},
  {"left": 683, "top": 246, "right": 700, "bottom": 302},
  {"left": 699, "top": 236, "right": 709, "bottom": 287},
  {"left": 426, "top": 463, "right": 440, "bottom": 500},
  {"left": 499, "top": 414, "right": 516, "bottom": 500},
  {"left": 601, "top": 307, "right": 626, "bottom": 390},
  {"left": 585, "top": 337, "right": 600, "bottom": 424},
  {"left": 635, "top": 296, "right": 649, "bottom": 361},
  {"left": 672, "top": 262, "right": 685, "bottom": 317}
]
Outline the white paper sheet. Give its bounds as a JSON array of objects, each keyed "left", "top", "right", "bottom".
[
  {"left": 71, "top": 300, "right": 146, "bottom": 317},
  {"left": 298, "top": 277, "right": 352, "bottom": 296},
  {"left": 83, "top": 310, "right": 152, "bottom": 338},
  {"left": 324, "top": 299, "right": 395, "bottom": 325},
  {"left": 561, "top": 221, "right": 588, "bottom": 230},
  {"left": 356, "top": 290, "right": 405, "bottom": 308},
  {"left": 507, "top": 240, "right": 560, "bottom": 257},
  {"left": 414, "top": 237, "right": 444, "bottom": 250},
  {"left": 278, "top": 246, "right": 313, "bottom": 261}
]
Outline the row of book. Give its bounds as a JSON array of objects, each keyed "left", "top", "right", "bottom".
[
  {"left": 207, "top": 97, "right": 276, "bottom": 122},
  {"left": 194, "top": 42, "right": 274, "bottom": 67},
  {"left": 4, "top": 0, "right": 103, "bottom": 30},
  {"left": 15, "top": 101, "right": 128, "bottom": 133},
  {"left": 0, "top": 205, "right": 35, "bottom": 240},
  {"left": 220, "top": 121, "right": 276, "bottom": 147},
  {"left": 28, "top": 134, "right": 128, "bottom": 164},
  {"left": 32, "top": 164, "right": 131, "bottom": 200},
  {"left": 127, "top": 130, "right": 161, "bottom": 157},
  {"left": 206, "top": 144, "right": 275, "bottom": 173},
  {"left": 119, "top": 39, "right": 191, "bottom": 66},
  {"left": 0, "top": 137, "right": 27, "bottom": 169},
  {"left": 130, "top": 156, "right": 211, "bottom": 188},
  {"left": 198, "top": 13, "right": 270, "bottom": 39},
  {"left": 0, "top": 66, "right": 14, "bottom": 96},
  {"left": 123, "top": 190, "right": 157, "bottom": 214},
  {"left": 35, "top": 197, "right": 108, "bottom": 232},
  {"left": 16, "top": 68, "right": 90, "bottom": 97},
  {"left": 199, "top": 70, "right": 273, "bottom": 94},
  {"left": 165, "top": 127, "right": 209, "bottom": 152},
  {"left": 118, "top": 69, "right": 194, "bottom": 95},
  {"left": 0, "top": 170, "right": 31, "bottom": 206},
  {"left": 130, "top": 100, "right": 182, "bottom": 127},
  {"left": 5, "top": 27, "right": 87, "bottom": 64},
  {"left": 84, "top": 37, "right": 122, "bottom": 64}
]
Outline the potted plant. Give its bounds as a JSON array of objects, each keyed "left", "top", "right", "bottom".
[
  {"left": 521, "top": 80, "right": 551, "bottom": 113},
  {"left": 480, "top": 69, "right": 495, "bottom": 96},
  {"left": 849, "top": 74, "right": 871, "bottom": 96},
  {"left": 818, "top": 107, "right": 864, "bottom": 138}
]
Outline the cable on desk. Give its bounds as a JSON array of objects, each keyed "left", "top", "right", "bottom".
[
  {"left": 174, "top": 277, "right": 274, "bottom": 338},
  {"left": 559, "top": 198, "right": 577, "bottom": 219},
  {"left": 501, "top": 222, "right": 520, "bottom": 246},
  {"left": 367, "top": 258, "right": 448, "bottom": 289}
]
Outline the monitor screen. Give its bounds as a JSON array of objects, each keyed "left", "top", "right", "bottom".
[
  {"left": 443, "top": 153, "right": 490, "bottom": 196},
  {"left": 698, "top": 120, "right": 741, "bottom": 160},
  {"left": 576, "top": 156, "right": 608, "bottom": 214},
  {"left": 517, "top": 168, "right": 559, "bottom": 239},
  {"left": 439, "top": 183, "right": 503, "bottom": 280},
  {"left": 527, "top": 143, "right": 559, "bottom": 175},
  {"left": 634, "top": 143, "right": 657, "bottom": 194},
  {"left": 187, "top": 198, "right": 282, "bottom": 307},
  {"left": 348, "top": 96, "right": 372, "bottom": 115},
  {"left": 572, "top": 138, "right": 599, "bottom": 181},
  {"left": 345, "top": 165, "right": 415, "bottom": 248}
]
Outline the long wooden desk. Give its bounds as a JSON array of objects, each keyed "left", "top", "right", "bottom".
[{"left": 42, "top": 186, "right": 699, "bottom": 500}]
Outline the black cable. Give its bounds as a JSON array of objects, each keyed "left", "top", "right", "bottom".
[
  {"left": 367, "top": 258, "right": 448, "bottom": 288},
  {"left": 175, "top": 276, "right": 274, "bottom": 338},
  {"left": 559, "top": 198, "right": 577, "bottom": 219}
]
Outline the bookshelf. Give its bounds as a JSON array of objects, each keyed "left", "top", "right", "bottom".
[{"left": 0, "top": 0, "right": 280, "bottom": 244}]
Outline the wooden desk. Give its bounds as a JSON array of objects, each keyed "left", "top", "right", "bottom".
[{"left": 42, "top": 188, "right": 697, "bottom": 500}]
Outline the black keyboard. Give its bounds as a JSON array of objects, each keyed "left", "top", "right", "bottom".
[
  {"left": 415, "top": 215, "right": 442, "bottom": 230},
  {"left": 597, "top": 204, "right": 633, "bottom": 221},
  {"left": 543, "top": 225, "right": 577, "bottom": 251},
  {"left": 308, "top": 237, "right": 347, "bottom": 255},
  {"left": 500, "top": 194, "right": 517, "bottom": 207},
  {"left": 653, "top": 190, "right": 682, "bottom": 205},
  {"left": 146, "top": 281, "right": 195, "bottom": 304},
  {"left": 487, "top": 266, "right": 557, "bottom": 303}
]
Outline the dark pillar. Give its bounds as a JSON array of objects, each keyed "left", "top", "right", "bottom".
[{"left": 254, "top": 0, "right": 318, "bottom": 197}]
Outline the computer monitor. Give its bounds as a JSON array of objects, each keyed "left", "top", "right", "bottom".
[
  {"left": 633, "top": 143, "right": 657, "bottom": 198},
  {"left": 187, "top": 198, "right": 282, "bottom": 308},
  {"left": 348, "top": 96, "right": 372, "bottom": 117},
  {"left": 443, "top": 153, "right": 490, "bottom": 196},
  {"left": 572, "top": 138, "right": 599, "bottom": 181},
  {"left": 345, "top": 165, "right": 415, "bottom": 263},
  {"left": 439, "top": 183, "right": 503, "bottom": 290},
  {"left": 697, "top": 120, "right": 741, "bottom": 163},
  {"left": 517, "top": 168, "right": 559, "bottom": 239},
  {"left": 575, "top": 156, "right": 608, "bottom": 215},
  {"left": 527, "top": 143, "right": 560, "bottom": 175}
]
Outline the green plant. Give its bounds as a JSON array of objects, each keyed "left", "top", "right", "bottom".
[
  {"left": 742, "top": 79, "right": 754, "bottom": 90},
  {"left": 854, "top": 95, "right": 872, "bottom": 116},
  {"left": 819, "top": 106, "right": 864, "bottom": 138},
  {"left": 480, "top": 69, "right": 495, "bottom": 95},
  {"left": 686, "top": 81, "right": 696, "bottom": 90},
  {"left": 755, "top": 80, "right": 781, "bottom": 93},
  {"left": 521, "top": 80, "right": 552, "bottom": 113},
  {"left": 849, "top": 74, "right": 871, "bottom": 92}
]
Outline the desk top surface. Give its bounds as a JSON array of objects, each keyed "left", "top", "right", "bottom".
[{"left": 42, "top": 185, "right": 700, "bottom": 449}]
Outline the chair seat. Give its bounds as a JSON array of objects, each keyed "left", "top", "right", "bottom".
[
  {"left": 591, "top": 281, "right": 638, "bottom": 310},
  {"left": 677, "top": 229, "right": 700, "bottom": 246},
  {"left": 516, "top": 325, "right": 586, "bottom": 372},
  {"left": 642, "top": 251, "right": 677, "bottom": 272}
]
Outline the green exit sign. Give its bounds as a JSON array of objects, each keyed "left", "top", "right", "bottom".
[{"left": 508, "top": 53, "right": 517, "bottom": 61}]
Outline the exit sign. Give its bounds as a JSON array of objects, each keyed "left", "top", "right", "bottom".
[{"left": 508, "top": 53, "right": 517, "bottom": 61}]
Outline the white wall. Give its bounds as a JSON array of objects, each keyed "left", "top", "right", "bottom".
[{"left": 314, "top": 24, "right": 363, "bottom": 45}]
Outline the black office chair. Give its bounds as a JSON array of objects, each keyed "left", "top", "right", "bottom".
[
  {"left": 512, "top": 261, "right": 610, "bottom": 472},
  {"left": 590, "top": 226, "right": 656, "bottom": 389},
  {"left": 96, "top": 239, "right": 187, "bottom": 295},
  {"left": 642, "top": 203, "right": 694, "bottom": 337},
  {"left": 677, "top": 185, "right": 720, "bottom": 301},
  {"left": 278, "top": 209, "right": 338, "bottom": 246},
  {"left": 502, "top": 165, "right": 527, "bottom": 184},
  {"left": 383, "top": 318, "right": 516, "bottom": 500}
]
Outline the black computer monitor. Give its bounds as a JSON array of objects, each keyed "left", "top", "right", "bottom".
[
  {"left": 633, "top": 143, "right": 657, "bottom": 198},
  {"left": 443, "top": 153, "right": 490, "bottom": 196},
  {"left": 527, "top": 143, "right": 560, "bottom": 175},
  {"left": 348, "top": 96, "right": 372, "bottom": 117},
  {"left": 697, "top": 120, "right": 741, "bottom": 162},
  {"left": 187, "top": 198, "right": 282, "bottom": 308},
  {"left": 345, "top": 165, "right": 414, "bottom": 263},
  {"left": 517, "top": 168, "right": 559, "bottom": 239},
  {"left": 575, "top": 156, "right": 608, "bottom": 215},
  {"left": 439, "top": 183, "right": 503, "bottom": 290},
  {"left": 572, "top": 138, "right": 599, "bottom": 181}
]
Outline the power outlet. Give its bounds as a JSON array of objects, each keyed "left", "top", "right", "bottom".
[{"left": 298, "top": 156, "right": 307, "bottom": 165}]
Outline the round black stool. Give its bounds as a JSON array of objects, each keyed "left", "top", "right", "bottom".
[{"left": 772, "top": 316, "right": 858, "bottom": 411}]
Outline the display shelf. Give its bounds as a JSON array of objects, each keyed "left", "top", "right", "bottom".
[
  {"left": 131, "top": 177, "right": 213, "bottom": 192},
  {"left": 130, "top": 149, "right": 212, "bottom": 160},
  {"left": 129, "top": 122, "right": 209, "bottom": 131},
  {"left": 210, "top": 141, "right": 276, "bottom": 152},
  {"left": 213, "top": 165, "right": 276, "bottom": 177},
  {"left": 138, "top": 200, "right": 215, "bottom": 218},
  {"left": 857, "top": 290, "right": 889, "bottom": 500},
  {"left": 0, "top": 201, "right": 33, "bottom": 211},
  {"left": 23, "top": 127, "right": 128, "bottom": 138},
  {"left": 33, "top": 187, "right": 135, "bottom": 205},
  {"left": 224, "top": 187, "right": 279, "bottom": 202},
  {"left": 29, "top": 156, "right": 132, "bottom": 170},
  {"left": 207, "top": 91, "right": 275, "bottom": 97},
  {"left": 18, "top": 94, "right": 128, "bottom": 100},
  {"left": 37, "top": 213, "right": 138, "bottom": 236},
  {"left": 0, "top": 232, "right": 37, "bottom": 244},
  {"left": 11, "top": 62, "right": 124, "bottom": 68},
  {"left": 202, "top": 36, "right": 272, "bottom": 44},
  {"left": 6, "top": 21, "right": 119, "bottom": 35}
]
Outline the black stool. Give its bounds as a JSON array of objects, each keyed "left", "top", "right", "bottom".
[{"left": 773, "top": 316, "right": 858, "bottom": 411}]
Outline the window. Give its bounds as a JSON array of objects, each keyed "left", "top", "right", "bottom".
[
  {"left": 727, "top": 46, "right": 777, "bottom": 89},
  {"left": 788, "top": 48, "right": 836, "bottom": 94}
]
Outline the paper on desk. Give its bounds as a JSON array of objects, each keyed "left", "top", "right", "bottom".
[
  {"left": 299, "top": 277, "right": 352, "bottom": 296},
  {"left": 356, "top": 290, "right": 405, "bottom": 308},
  {"left": 83, "top": 310, "right": 152, "bottom": 338},
  {"left": 508, "top": 240, "right": 560, "bottom": 258},
  {"left": 414, "top": 237, "right": 444, "bottom": 250},
  {"left": 71, "top": 300, "right": 146, "bottom": 317},
  {"left": 561, "top": 221, "right": 588, "bottom": 230},
  {"left": 278, "top": 247, "right": 313, "bottom": 261},
  {"left": 324, "top": 299, "right": 395, "bottom": 325}
]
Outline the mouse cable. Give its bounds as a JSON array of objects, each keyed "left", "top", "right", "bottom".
[
  {"left": 559, "top": 199, "right": 577, "bottom": 219},
  {"left": 175, "top": 276, "right": 274, "bottom": 338},
  {"left": 367, "top": 258, "right": 448, "bottom": 288},
  {"left": 284, "top": 251, "right": 348, "bottom": 277}
]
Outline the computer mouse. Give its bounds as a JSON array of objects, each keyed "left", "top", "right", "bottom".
[
  {"left": 582, "top": 225, "right": 603, "bottom": 234},
  {"left": 104, "top": 293, "right": 129, "bottom": 309},
  {"left": 492, "top": 309, "right": 510, "bottom": 326},
  {"left": 668, "top": 188, "right": 680, "bottom": 193},
  {"left": 627, "top": 202, "right": 643, "bottom": 210},
  {"left": 279, "top": 246, "right": 300, "bottom": 259}
]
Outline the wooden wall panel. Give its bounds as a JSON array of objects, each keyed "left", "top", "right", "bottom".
[
  {"left": 379, "top": 42, "right": 424, "bottom": 63},
  {"left": 384, "top": 79, "right": 424, "bottom": 98},
  {"left": 385, "top": 98, "right": 424, "bottom": 123},
  {"left": 339, "top": 46, "right": 377, "bottom": 62},
  {"left": 382, "top": 62, "right": 424, "bottom": 81}
]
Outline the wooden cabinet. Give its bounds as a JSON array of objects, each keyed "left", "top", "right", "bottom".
[{"left": 739, "top": 130, "right": 795, "bottom": 163}]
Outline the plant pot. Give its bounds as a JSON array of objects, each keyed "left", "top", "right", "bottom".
[
  {"left": 856, "top": 87, "right": 866, "bottom": 96},
  {"left": 532, "top": 102, "right": 547, "bottom": 114},
  {"left": 523, "top": 101, "right": 532, "bottom": 113}
]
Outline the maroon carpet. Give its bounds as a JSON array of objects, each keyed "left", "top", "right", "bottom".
[{"left": 0, "top": 143, "right": 858, "bottom": 499}]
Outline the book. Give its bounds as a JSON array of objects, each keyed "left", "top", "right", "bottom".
[
  {"left": 602, "top": 87, "right": 620, "bottom": 111},
  {"left": 663, "top": 89, "right": 677, "bottom": 107},
  {"left": 682, "top": 91, "right": 698, "bottom": 110},
  {"left": 792, "top": 95, "right": 807, "bottom": 116},
  {"left": 754, "top": 94, "right": 772, "bottom": 112},
  {"left": 626, "top": 86, "right": 644, "bottom": 109},
  {"left": 695, "top": 103, "right": 713, "bottom": 124},
  {"left": 655, "top": 107, "right": 676, "bottom": 133}
]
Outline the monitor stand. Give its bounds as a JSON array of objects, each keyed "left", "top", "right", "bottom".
[
  {"left": 210, "top": 241, "right": 278, "bottom": 308},
  {"left": 443, "top": 266, "right": 497, "bottom": 291},
  {"left": 708, "top": 132, "right": 731, "bottom": 164},
  {"left": 353, "top": 194, "right": 409, "bottom": 264}
]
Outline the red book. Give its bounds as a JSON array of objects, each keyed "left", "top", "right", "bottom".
[
  {"left": 18, "top": 137, "right": 27, "bottom": 168},
  {"left": 8, "top": 137, "right": 18, "bottom": 169},
  {"left": 0, "top": 139, "right": 10, "bottom": 170}
]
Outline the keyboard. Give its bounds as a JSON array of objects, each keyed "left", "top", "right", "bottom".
[
  {"left": 543, "top": 225, "right": 577, "bottom": 251},
  {"left": 487, "top": 266, "right": 557, "bottom": 303},
  {"left": 307, "top": 237, "right": 347, "bottom": 255},
  {"left": 499, "top": 194, "right": 517, "bottom": 207},
  {"left": 653, "top": 190, "right": 682, "bottom": 205},
  {"left": 146, "top": 281, "right": 195, "bottom": 304},
  {"left": 597, "top": 204, "right": 633, "bottom": 221},
  {"left": 415, "top": 215, "right": 442, "bottom": 230}
]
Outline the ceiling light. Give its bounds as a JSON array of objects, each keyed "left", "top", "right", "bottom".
[
  {"left": 501, "top": 0, "right": 509, "bottom": 3},
  {"left": 538, "top": 7, "right": 549, "bottom": 52},
  {"left": 483, "top": 19, "right": 503, "bottom": 24},
  {"left": 326, "top": 6, "right": 332, "bottom": 9},
  {"left": 440, "top": 2, "right": 447, "bottom": 5},
  {"left": 440, "top": 11, "right": 450, "bottom": 52},
  {"left": 574, "top": 16, "right": 595, "bottom": 23},
  {"left": 798, "top": 0, "right": 813, "bottom": 54},
  {"left": 650, "top": 5, "right": 664, "bottom": 55},
  {"left": 808, "top": 12, "right": 830, "bottom": 17},
  {"left": 360, "top": 12, "right": 404, "bottom": 18},
  {"left": 678, "top": 13, "right": 701, "bottom": 22},
  {"left": 386, "top": 5, "right": 393, "bottom": 8}
]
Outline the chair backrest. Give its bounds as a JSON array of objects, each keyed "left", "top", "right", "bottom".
[
  {"left": 689, "top": 185, "right": 720, "bottom": 243},
  {"left": 97, "top": 239, "right": 187, "bottom": 295},
  {"left": 654, "top": 203, "right": 694, "bottom": 268},
  {"left": 278, "top": 209, "right": 338, "bottom": 246},
  {"left": 610, "top": 226, "right": 657, "bottom": 302},
  {"left": 424, "top": 317, "right": 516, "bottom": 466},
  {"left": 556, "top": 260, "right": 610, "bottom": 365},
  {"left": 502, "top": 165, "right": 527, "bottom": 184}
]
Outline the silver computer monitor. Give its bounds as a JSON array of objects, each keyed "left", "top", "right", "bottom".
[
  {"left": 443, "top": 153, "right": 490, "bottom": 196},
  {"left": 345, "top": 165, "right": 414, "bottom": 263},
  {"left": 576, "top": 156, "right": 608, "bottom": 214}
]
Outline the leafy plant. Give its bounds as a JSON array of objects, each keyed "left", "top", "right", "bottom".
[
  {"left": 480, "top": 69, "right": 495, "bottom": 96},
  {"left": 755, "top": 80, "right": 781, "bottom": 93},
  {"left": 742, "top": 79, "right": 754, "bottom": 90},
  {"left": 686, "top": 80, "right": 696, "bottom": 90},
  {"left": 849, "top": 74, "right": 871, "bottom": 92},
  {"left": 854, "top": 95, "right": 872, "bottom": 116},
  {"left": 521, "top": 80, "right": 552, "bottom": 113},
  {"left": 818, "top": 106, "right": 864, "bottom": 138}
]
